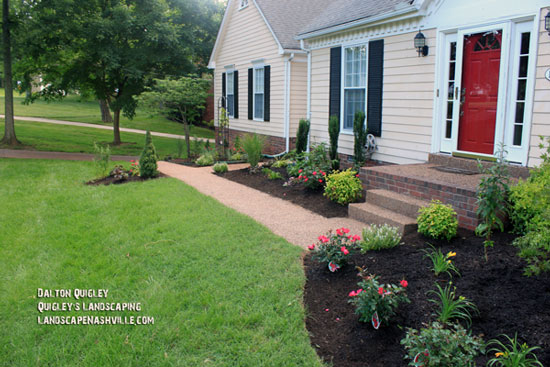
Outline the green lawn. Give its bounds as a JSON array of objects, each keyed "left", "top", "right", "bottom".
[
  {"left": 0, "top": 89, "right": 214, "bottom": 139},
  {"left": 0, "top": 119, "right": 193, "bottom": 157},
  {"left": 0, "top": 159, "right": 322, "bottom": 367}
]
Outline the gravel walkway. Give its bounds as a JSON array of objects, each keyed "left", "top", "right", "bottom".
[
  {"left": 159, "top": 161, "right": 367, "bottom": 249},
  {"left": 0, "top": 115, "right": 215, "bottom": 142}
]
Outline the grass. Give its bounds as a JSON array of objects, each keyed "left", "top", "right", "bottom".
[
  {"left": 0, "top": 119, "right": 194, "bottom": 157},
  {"left": 0, "top": 89, "right": 214, "bottom": 139},
  {"left": 0, "top": 159, "right": 322, "bottom": 367}
]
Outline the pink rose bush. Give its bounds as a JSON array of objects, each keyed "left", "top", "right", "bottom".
[
  {"left": 348, "top": 268, "right": 410, "bottom": 328},
  {"left": 308, "top": 228, "right": 361, "bottom": 270}
]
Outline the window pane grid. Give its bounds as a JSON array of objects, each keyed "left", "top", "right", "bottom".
[
  {"left": 444, "top": 42, "right": 456, "bottom": 140},
  {"left": 512, "top": 32, "right": 530, "bottom": 147},
  {"left": 343, "top": 45, "right": 366, "bottom": 129},
  {"left": 253, "top": 68, "right": 264, "bottom": 120},
  {"left": 227, "top": 72, "right": 234, "bottom": 117}
]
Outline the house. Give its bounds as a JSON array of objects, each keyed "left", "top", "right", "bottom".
[{"left": 209, "top": 0, "right": 550, "bottom": 168}]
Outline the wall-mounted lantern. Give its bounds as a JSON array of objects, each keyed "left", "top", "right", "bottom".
[{"left": 414, "top": 30, "right": 429, "bottom": 57}]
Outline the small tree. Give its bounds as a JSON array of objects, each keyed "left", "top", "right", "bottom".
[
  {"left": 296, "top": 119, "right": 310, "bottom": 154},
  {"left": 139, "top": 131, "right": 158, "bottom": 179},
  {"left": 139, "top": 77, "right": 211, "bottom": 158},
  {"left": 353, "top": 111, "right": 367, "bottom": 167},
  {"left": 328, "top": 115, "right": 340, "bottom": 170}
]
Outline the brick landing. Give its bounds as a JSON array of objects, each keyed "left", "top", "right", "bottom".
[{"left": 360, "top": 164, "right": 485, "bottom": 230}]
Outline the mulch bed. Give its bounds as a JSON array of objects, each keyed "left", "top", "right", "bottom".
[
  {"left": 218, "top": 167, "right": 365, "bottom": 217},
  {"left": 86, "top": 173, "right": 166, "bottom": 186},
  {"left": 303, "top": 229, "right": 550, "bottom": 366}
]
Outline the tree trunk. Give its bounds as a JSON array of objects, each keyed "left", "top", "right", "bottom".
[
  {"left": 113, "top": 109, "right": 122, "bottom": 145},
  {"left": 99, "top": 99, "right": 113, "bottom": 123},
  {"left": 1, "top": 0, "right": 19, "bottom": 146}
]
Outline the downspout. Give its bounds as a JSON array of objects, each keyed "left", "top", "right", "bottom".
[
  {"left": 264, "top": 52, "right": 294, "bottom": 158},
  {"left": 301, "top": 39, "right": 312, "bottom": 152}
]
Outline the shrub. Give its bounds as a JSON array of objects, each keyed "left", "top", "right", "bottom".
[
  {"left": 93, "top": 142, "right": 111, "bottom": 177},
  {"left": 401, "top": 321, "right": 485, "bottom": 367},
  {"left": 428, "top": 282, "right": 477, "bottom": 327},
  {"left": 308, "top": 227, "right": 360, "bottom": 271},
  {"left": 509, "top": 171, "right": 550, "bottom": 235},
  {"left": 423, "top": 245, "right": 460, "bottom": 277},
  {"left": 261, "top": 167, "right": 283, "bottom": 180},
  {"left": 242, "top": 134, "right": 264, "bottom": 168},
  {"left": 296, "top": 119, "right": 310, "bottom": 154},
  {"left": 513, "top": 227, "right": 550, "bottom": 276},
  {"left": 109, "top": 165, "right": 128, "bottom": 181},
  {"left": 129, "top": 160, "right": 140, "bottom": 176},
  {"left": 487, "top": 334, "right": 543, "bottom": 367},
  {"left": 353, "top": 110, "right": 367, "bottom": 167},
  {"left": 323, "top": 168, "right": 363, "bottom": 205},
  {"left": 417, "top": 200, "right": 458, "bottom": 241},
  {"left": 328, "top": 115, "right": 340, "bottom": 170},
  {"left": 359, "top": 224, "right": 402, "bottom": 252},
  {"left": 195, "top": 153, "right": 214, "bottom": 166},
  {"left": 272, "top": 159, "right": 292, "bottom": 168},
  {"left": 213, "top": 162, "right": 228, "bottom": 173},
  {"left": 139, "top": 131, "right": 159, "bottom": 179},
  {"left": 348, "top": 271, "right": 410, "bottom": 328},
  {"left": 476, "top": 145, "right": 510, "bottom": 260},
  {"left": 291, "top": 143, "right": 332, "bottom": 190}
]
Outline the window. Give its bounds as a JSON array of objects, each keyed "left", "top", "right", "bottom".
[
  {"left": 343, "top": 45, "right": 367, "bottom": 130},
  {"left": 445, "top": 41, "right": 457, "bottom": 139},
  {"left": 253, "top": 68, "right": 264, "bottom": 120},
  {"left": 239, "top": 0, "right": 248, "bottom": 9},
  {"left": 226, "top": 71, "right": 235, "bottom": 117},
  {"left": 512, "top": 32, "right": 530, "bottom": 146}
]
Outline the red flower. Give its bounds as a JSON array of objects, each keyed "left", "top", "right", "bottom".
[
  {"left": 348, "top": 290, "right": 357, "bottom": 297},
  {"left": 298, "top": 169, "right": 303, "bottom": 173},
  {"left": 400, "top": 279, "right": 408, "bottom": 288},
  {"left": 356, "top": 174, "right": 360, "bottom": 178},
  {"left": 318, "top": 179, "right": 323, "bottom": 183},
  {"left": 343, "top": 228, "right": 350, "bottom": 234},
  {"left": 313, "top": 171, "right": 317, "bottom": 175},
  {"left": 336, "top": 229, "right": 343, "bottom": 236},
  {"left": 304, "top": 178, "right": 308, "bottom": 182},
  {"left": 378, "top": 287, "right": 384, "bottom": 295},
  {"left": 318, "top": 235, "right": 329, "bottom": 243},
  {"left": 298, "top": 175, "right": 303, "bottom": 179},
  {"left": 350, "top": 235, "right": 361, "bottom": 242},
  {"left": 308, "top": 244, "right": 315, "bottom": 250},
  {"left": 357, "top": 289, "right": 363, "bottom": 294},
  {"left": 340, "top": 246, "right": 349, "bottom": 255}
]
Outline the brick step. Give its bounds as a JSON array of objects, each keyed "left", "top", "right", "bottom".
[
  {"left": 367, "top": 189, "right": 430, "bottom": 218},
  {"left": 349, "top": 201, "right": 417, "bottom": 235}
]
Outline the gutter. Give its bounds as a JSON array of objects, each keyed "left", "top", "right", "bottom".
[
  {"left": 301, "top": 39, "right": 312, "bottom": 153},
  {"left": 295, "top": 5, "right": 419, "bottom": 41}
]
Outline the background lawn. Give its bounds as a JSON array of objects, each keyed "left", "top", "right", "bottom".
[
  {"left": 0, "top": 89, "right": 214, "bottom": 139},
  {"left": 0, "top": 119, "right": 203, "bottom": 158},
  {"left": 0, "top": 159, "right": 322, "bottom": 367}
]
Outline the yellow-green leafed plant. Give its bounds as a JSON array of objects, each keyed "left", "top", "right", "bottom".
[
  {"left": 212, "top": 162, "right": 228, "bottom": 173},
  {"left": 324, "top": 168, "right": 363, "bottom": 205},
  {"left": 417, "top": 200, "right": 458, "bottom": 241},
  {"left": 487, "top": 334, "right": 543, "bottom": 367}
]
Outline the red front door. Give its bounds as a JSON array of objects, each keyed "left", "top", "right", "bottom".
[{"left": 458, "top": 31, "right": 502, "bottom": 154}]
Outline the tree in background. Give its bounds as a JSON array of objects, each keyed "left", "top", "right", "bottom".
[
  {"left": 14, "top": 0, "right": 223, "bottom": 144},
  {"left": 139, "top": 77, "right": 211, "bottom": 158},
  {"left": 1, "top": 0, "right": 19, "bottom": 146}
]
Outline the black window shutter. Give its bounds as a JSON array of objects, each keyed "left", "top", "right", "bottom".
[
  {"left": 264, "top": 65, "right": 270, "bottom": 122},
  {"left": 367, "top": 40, "right": 384, "bottom": 137},
  {"left": 248, "top": 68, "right": 253, "bottom": 120},
  {"left": 222, "top": 72, "right": 226, "bottom": 109},
  {"left": 329, "top": 47, "right": 342, "bottom": 119},
  {"left": 233, "top": 70, "right": 239, "bottom": 119}
]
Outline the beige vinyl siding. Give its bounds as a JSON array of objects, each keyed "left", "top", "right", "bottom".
[
  {"left": 309, "top": 48, "right": 330, "bottom": 146},
  {"left": 213, "top": 1, "right": 286, "bottom": 137},
  {"left": 308, "top": 30, "right": 437, "bottom": 164},
  {"left": 289, "top": 57, "right": 308, "bottom": 138},
  {"left": 529, "top": 7, "right": 550, "bottom": 167}
]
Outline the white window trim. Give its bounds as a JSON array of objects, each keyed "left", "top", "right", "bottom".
[
  {"left": 238, "top": 0, "right": 249, "bottom": 10},
  {"left": 226, "top": 70, "right": 235, "bottom": 118},
  {"left": 340, "top": 43, "right": 368, "bottom": 135},
  {"left": 253, "top": 65, "right": 265, "bottom": 122}
]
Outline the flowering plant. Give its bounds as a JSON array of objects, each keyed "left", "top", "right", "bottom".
[
  {"left": 308, "top": 228, "right": 360, "bottom": 270},
  {"left": 348, "top": 268, "right": 410, "bottom": 328},
  {"left": 423, "top": 245, "right": 460, "bottom": 277},
  {"left": 289, "top": 143, "right": 333, "bottom": 190},
  {"left": 129, "top": 160, "right": 140, "bottom": 177}
]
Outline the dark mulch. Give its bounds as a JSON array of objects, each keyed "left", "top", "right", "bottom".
[
  {"left": 304, "top": 229, "right": 550, "bottom": 366},
  {"left": 219, "top": 167, "right": 365, "bottom": 218},
  {"left": 86, "top": 173, "right": 166, "bottom": 186}
]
